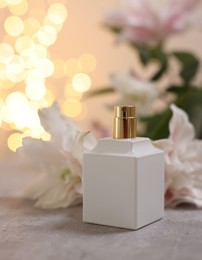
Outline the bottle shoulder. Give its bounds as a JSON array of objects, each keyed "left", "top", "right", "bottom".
[
  {"left": 99, "top": 137, "right": 149, "bottom": 143},
  {"left": 85, "top": 137, "right": 163, "bottom": 157}
]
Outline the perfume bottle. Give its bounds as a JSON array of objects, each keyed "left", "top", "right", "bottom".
[{"left": 83, "top": 106, "right": 164, "bottom": 230}]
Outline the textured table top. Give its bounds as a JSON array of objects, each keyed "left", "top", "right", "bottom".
[
  {"left": 1, "top": 199, "right": 202, "bottom": 260},
  {"left": 0, "top": 159, "right": 202, "bottom": 260}
]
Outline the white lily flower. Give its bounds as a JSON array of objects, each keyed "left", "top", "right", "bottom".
[
  {"left": 154, "top": 104, "right": 202, "bottom": 207},
  {"left": 111, "top": 72, "right": 159, "bottom": 116},
  {"left": 18, "top": 102, "right": 96, "bottom": 209},
  {"left": 105, "top": 0, "right": 199, "bottom": 44}
]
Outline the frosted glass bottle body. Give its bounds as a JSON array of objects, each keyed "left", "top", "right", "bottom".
[{"left": 83, "top": 137, "right": 164, "bottom": 230}]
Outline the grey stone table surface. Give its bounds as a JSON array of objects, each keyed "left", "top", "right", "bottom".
[
  {"left": 1, "top": 199, "right": 202, "bottom": 260},
  {"left": 0, "top": 159, "right": 202, "bottom": 260}
]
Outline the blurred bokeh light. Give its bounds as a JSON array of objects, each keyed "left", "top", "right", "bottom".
[{"left": 0, "top": 0, "right": 96, "bottom": 152}]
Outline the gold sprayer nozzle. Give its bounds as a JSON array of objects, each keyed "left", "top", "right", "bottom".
[{"left": 113, "top": 106, "right": 137, "bottom": 139}]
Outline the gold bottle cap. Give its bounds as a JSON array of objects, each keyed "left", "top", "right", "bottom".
[{"left": 113, "top": 106, "right": 136, "bottom": 139}]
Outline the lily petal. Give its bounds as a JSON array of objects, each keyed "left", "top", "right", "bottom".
[
  {"left": 39, "top": 102, "right": 80, "bottom": 148},
  {"left": 169, "top": 104, "right": 195, "bottom": 154},
  {"left": 18, "top": 137, "right": 66, "bottom": 169},
  {"left": 18, "top": 102, "right": 96, "bottom": 209}
]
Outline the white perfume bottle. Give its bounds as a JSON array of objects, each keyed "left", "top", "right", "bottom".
[{"left": 83, "top": 106, "right": 164, "bottom": 230}]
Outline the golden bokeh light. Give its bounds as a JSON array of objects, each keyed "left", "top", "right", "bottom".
[
  {"left": 7, "top": 53, "right": 25, "bottom": 69},
  {"left": 38, "top": 61, "right": 53, "bottom": 74},
  {"left": 7, "top": 133, "right": 22, "bottom": 152},
  {"left": 3, "top": 35, "right": 16, "bottom": 47},
  {"left": 9, "top": 0, "right": 28, "bottom": 16},
  {"left": 22, "top": 127, "right": 48, "bottom": 140},
  {"left": 64, "top": 59, "right": 82, "bottom": 77},
  {"left": 35, "top": 58, "right": 54, "bottom": 78},
  {"left": 23, "top": 17, "right": 41, "bottom": 36},
  {"left": 47, "top": 0, "right": 66, "bottom": 5},
  {"left": 53, "top": 59, "right": 65, "bottom": 78},
  {"left": 20, "top": 48, "right": 37, "bottom": 69},
  {"left": 43, "top": 16, "right": 63, "bottom": 33},
  {"left": 8, "top": 70, "right": 25, "bottom": 83},
  {"left": 4, "top": 16, "right": 24, "bottom": 37},
  {"left": 37, "top": 25, "right": 57, "bottom": 46},
  {"left": 0, "top": 98, "right": 2, "bottom": 126},
  {"left": 43, "top": 89, "right": 55, "bottom": 106},
  {"left": 64, "top": 82, "right": 82, "bottom": 99},
  {"left": 47, "top": 3, "right": 68, "bottom": 25},
  {"left": 0, "top": 43, "right": 14, "bottom": 63},
  {"left": 15, "top": 36, "right": 33, "bottom": 53},
  {"left": 79, "top": 53, "right": 97, "bottom": 73},
  {"left": 62, "top": 98, "right": 82, "bottom": 118},
  {"left": 25, "top": 80, "right": 46, "bottom": 101},
  {"left": 45, "top": 83, "right": 57, "bottom": 97},
  {"left": 0, "top": 0, "right": 8, "bottom": 8},
  {"left": 6, "top": 54, "right": 25, "bottom": 83},
  {"left": 4, "top": 92, "right": 41, "bottom": 129},
  {"left": 33, "top": 44, "right": 48, "bottom": 59},
  {"left": 0, "top": 88, "right": 7, "bottom": 99},
  {"left": 0, "top": 63, "right": 7, "bottom": 81},
  {"left": 25, "top": 69, "right": 44, "bottom": 83},
  {"left": 3, "top": 92, "right": 27, "bottom": 125},
  {"left": 20, "top": 44, "right": 48, "bottom": 69},
  {"left": 1, "top": 106, "right": 12, "bottom": 124},
  {"left": 72, "top": 73, "right": 91, "bottom": 93},
  {"left": 0, "top": 0, "right": 88, "bottom": 152},
  {"left": 5, "top": 91, "right": 27, "bottom": 107},
  {"left": 0, "top": 97, "right": 4, "bottom": 110},
  {"left": 7, "top": 0, "right": 23, "bottom": 6},
  {"left": 0, "top": 80, "right": 14, "bottom": 89},
  {"left": 0, "top": 97, "right": 4, "bottom": 126}
]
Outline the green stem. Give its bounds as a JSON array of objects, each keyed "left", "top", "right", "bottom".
[{"left": 149, "top": 110, "right": 171, "bottom": 140}]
